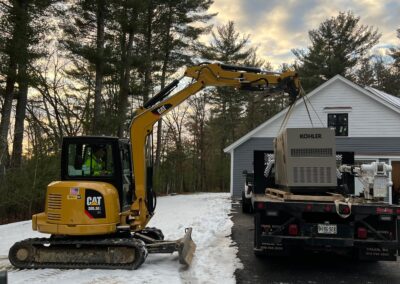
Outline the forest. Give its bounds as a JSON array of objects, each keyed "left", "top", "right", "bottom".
[{"left": 0, "top": 0, "right": 399, "bottom": 223}]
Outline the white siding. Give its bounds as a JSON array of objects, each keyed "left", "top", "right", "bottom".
[
  {"left": 230, "top": 152, "right": 234, "bottom": 195},
  {"left": 253, "top": 80, "right": 400, "bottom": 138}
]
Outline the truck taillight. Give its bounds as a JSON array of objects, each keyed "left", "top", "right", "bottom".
[
  {"left": 357, "top": 227, "right": 367, "bottom": 239},
  {"left": 256, "top": 202, "right": 265, "bottom": 210},
  {"left": 340, "top": 205, "right": 350, "bottom": 215},
  {"left": 288, "top": 224, "right": 298, "bottom": 236},
  {"left": 305, "top": 204, "right": 313, "bottom": 211}
]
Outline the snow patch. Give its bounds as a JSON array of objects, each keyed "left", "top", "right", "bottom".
[{"left": 0, "top": 193, "right": 241, "bottom": 284}]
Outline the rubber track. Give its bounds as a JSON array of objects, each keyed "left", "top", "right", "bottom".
[{"left": 9, "top": 237, "right": 147, "bottom": 270}]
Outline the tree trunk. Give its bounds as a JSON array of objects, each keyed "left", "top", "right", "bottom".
[
  {"left": 92, "top": 0, "right": 105, "bottom": 134},
  {"left": 143, "top": 0, "right": 153, "bottom": 103},
  {"left": 117, "top": 30, "right": 134, "bottom": 138},
  {"left": 219, "top": 98, "right": 228, "bottom": 191},
  {"left": 10, "top": 65, "right": 28, "bottom": 167},
  {"left": 199, "top": 117, "right": 206, "bottom": 191},
  {"left": 155, "top": 4, "right": 173, "bottom": 171},
  {"left": 0, "top": 0, "right": 29, "bottom": 169},
  {"left": 0, "top": 60, "right": 17, "bottom": 169},
  {"left": 154, "top": 72, "right": 166, "bottom": 171}
]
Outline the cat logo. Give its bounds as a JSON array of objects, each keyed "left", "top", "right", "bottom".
[
  {"left": 87, "top": 196, "right": 102, "bottom": 206},
  {"left": 85, "top": 189, "right": 106, "bottom": 218},
  {"left": 156, "top": 105, "right": 167, "bottom": 114},
  {"left": 151, "top": 103, "right": 172, "bottom": 115}
]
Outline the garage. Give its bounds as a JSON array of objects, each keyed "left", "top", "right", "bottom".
[{"left": 224, "top": 75, "right": 400, "bottom": 202}]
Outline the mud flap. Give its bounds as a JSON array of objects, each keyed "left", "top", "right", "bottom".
[
  {"left": 177, "top": 228, "right": 196, "bottom": 266},
  {"left": 358, "top": 247, "right": 397, "bottom": 261}
]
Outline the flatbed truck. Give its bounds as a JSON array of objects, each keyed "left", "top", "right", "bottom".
[{"left": 245, "top": 128, "right": 400, "bottom": 261}]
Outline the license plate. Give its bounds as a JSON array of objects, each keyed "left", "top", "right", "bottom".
[{"left": 317, "top": 224, "right": 337, "bottom": 234}]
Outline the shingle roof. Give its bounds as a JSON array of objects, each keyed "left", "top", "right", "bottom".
[{"left": 364, "top": 86, "right": 400, "bottom": 111}]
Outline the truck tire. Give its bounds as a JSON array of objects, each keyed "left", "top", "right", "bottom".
[{"left": 242, "top": 192, "right": 252, "bottom": 213}]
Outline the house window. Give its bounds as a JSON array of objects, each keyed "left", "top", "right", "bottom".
[{"left": 328, "top": 113, "right": 348, "bottom": 136}]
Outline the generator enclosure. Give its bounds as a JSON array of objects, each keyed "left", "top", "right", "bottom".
[{"left": 274, "top": 128, "right": 337, "bottom": 192}]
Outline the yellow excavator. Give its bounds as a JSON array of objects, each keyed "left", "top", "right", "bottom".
[{"left": 9, "top": 63, "right": 301, "bottom": 270}]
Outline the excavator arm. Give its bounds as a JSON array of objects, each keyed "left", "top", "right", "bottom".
[{"left": 128, "top": 62, "right": 301, "bottom": 229}]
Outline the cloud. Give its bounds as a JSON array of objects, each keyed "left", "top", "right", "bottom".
[{"left": 201, "top": 0, "right": 400, "bottom": 69}]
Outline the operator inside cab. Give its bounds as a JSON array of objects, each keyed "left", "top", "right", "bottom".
[{"left": 83, "top": 145, "right": 110, "bottom": 176}]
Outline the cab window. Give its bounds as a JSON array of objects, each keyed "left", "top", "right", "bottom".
[{"left": 67, "top": 143, "right": 114, "bottom": 177}]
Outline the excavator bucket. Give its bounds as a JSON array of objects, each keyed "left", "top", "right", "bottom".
[{"left": 177, "top": 228, "right": 196, "bottom": 266}]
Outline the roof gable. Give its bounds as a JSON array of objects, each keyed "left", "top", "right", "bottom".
[{"left": 224, "top": 75, "right": 400, "bottom": 153}]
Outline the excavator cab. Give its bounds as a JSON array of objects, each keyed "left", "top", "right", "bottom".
[{"left": 61, "top": 136, "right": 133, "bottom": 211}]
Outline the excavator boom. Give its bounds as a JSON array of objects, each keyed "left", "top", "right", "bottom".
[{"left": 129, "top": 62, "right": 301, "bottom": 230}]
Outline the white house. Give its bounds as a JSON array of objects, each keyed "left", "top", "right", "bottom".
[{"left": 224, "top": 75, "right": 400, "bottom": 200}]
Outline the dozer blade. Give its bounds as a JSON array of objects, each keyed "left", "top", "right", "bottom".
[
  {"left": 143, "top": 227, "right": 196, "bottom": 266},
  {"left": 177, "top": 228, "right": 196, "bottom": 266}
]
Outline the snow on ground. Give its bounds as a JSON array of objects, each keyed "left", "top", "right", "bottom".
[{"left": 0, "top": 193, "right": 242, "bottom": 284}]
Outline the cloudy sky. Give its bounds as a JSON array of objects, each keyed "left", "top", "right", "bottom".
[{"left": 203, "top": 0, "right": 400, "bottom": 69}]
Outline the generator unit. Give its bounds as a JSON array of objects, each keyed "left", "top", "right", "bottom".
[{"left": 274, "top": 128, "right": 337, "bottom": 193}]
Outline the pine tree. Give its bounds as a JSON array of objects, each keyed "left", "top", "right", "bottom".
[
  {"left": 152, "top": 0, "right": 214, "bottom": 173},
  {"left": 199, "top": 21, "right": 254, "bottom": 142},
  {"left": 199, "top": 21, "right": 254, "bottom": 191},
  {"left": 0, "top": 0, "right": 57, "bottom": 168},
  {"left": 389, "top": 28, "right": 400, "bottom": 97},
  {"left": 186, "top": 92, "right": 209, "bottom": 192},
  {"left": 355, "top": 58, "right": 375, "bottom": 86},
  {"left": 390, "top": 28, "right": 400, "bottom": 69},
  {"left": 373, "top": 57, "right": 397, "bottom": 95},
  {"left": 241, "top": 50, "right": 277, "bottom": 132},
  {"left": 109, "top": 0, "right": 146, "bottom": 137},
  {"left": 60, "top": 0, "right": 112, "bottom": 134},
  {"left": 293, "top": 11, "right": 381, "bottom": 91},
  {"left": 355, "top": 56, "right": 399, "bottom": 97}
]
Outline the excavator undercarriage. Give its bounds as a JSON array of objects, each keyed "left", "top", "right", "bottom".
[{"left": 9, "top": 228, "right": 195, "bottom": 270}]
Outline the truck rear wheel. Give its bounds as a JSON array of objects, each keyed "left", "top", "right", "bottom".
[{"left": 242, "top": 192, "right": 253, "bottom": 213}]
